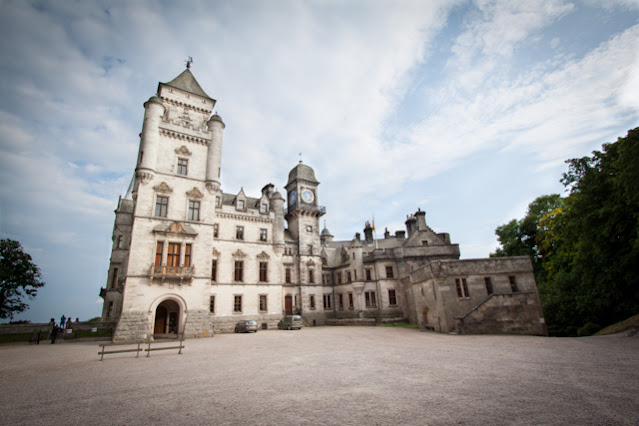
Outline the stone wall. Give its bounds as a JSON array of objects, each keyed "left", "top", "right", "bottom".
[{"left": 455, "top": 292, "right": 547, "bottom": 336}]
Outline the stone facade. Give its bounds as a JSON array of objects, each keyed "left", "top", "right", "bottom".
[{"left": 100, "top": 67, "right": 547, "bottom": 342}]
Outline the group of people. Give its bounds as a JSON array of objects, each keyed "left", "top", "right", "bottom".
[{"left": 49, "top": 315, "right": 78, "bottom": 344}]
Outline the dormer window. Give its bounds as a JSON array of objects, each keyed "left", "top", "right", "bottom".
[
  {"left": 237, "top": 200, "right": 245, "bottom": 210},
  {"left": 260, "top": 203, "right": 268, "bottom": 214}
]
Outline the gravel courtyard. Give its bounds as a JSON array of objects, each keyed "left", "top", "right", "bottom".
[{"left": 1, "top": 326, "right": 638, "bottom": 425}]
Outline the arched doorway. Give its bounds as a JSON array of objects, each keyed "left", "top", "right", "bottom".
[
  {"left": 154, "top": 299, "right": 180, "bottom": 336},
  {"left": 422, "top": 306, "right": 434, "bottom": 330}
]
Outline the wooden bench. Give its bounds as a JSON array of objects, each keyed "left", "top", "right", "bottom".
[{"left": 98, "top": 336, "right": 184, "bottom": 361}]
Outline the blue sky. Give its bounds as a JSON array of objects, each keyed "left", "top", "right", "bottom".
[{"left": 1, "top": 0, "right": 638, "bottom": 323}]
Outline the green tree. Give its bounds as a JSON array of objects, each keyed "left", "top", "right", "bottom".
[{"left": 0, "top": 239, "right": 45, "bottom": 319}]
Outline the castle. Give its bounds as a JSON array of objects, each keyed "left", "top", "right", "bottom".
[{"left": 100, "top": 67, "right": 547, "bottom": 341}]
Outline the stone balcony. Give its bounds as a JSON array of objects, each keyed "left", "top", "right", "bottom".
[{"left": 150, "top": 265, "right": 194, "bottom": 283}]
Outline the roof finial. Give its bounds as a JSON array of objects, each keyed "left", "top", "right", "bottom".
[
  {"left": 186, "top": 56, "right": 193, "bottom": 69},
  {"left": 299, "top": 152, "right": 303, "bottom": 164}
]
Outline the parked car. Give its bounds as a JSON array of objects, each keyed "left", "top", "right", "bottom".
[
  {"left": 234, "top": 320, "right": 258, "bottom": 333},
  {"left": 278, "top": 315, "right": 303, "bottom": 330}
]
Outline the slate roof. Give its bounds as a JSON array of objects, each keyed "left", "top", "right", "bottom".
[{"left": 162, "top": 69, "right": 212, "bottom": 100}]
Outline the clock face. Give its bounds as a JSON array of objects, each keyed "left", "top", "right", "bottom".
[
  {"left": 289, "top": 190, "right": 297, "bottom": 205},
  {"left": 301, "top": 189, "right": 315, "bottom": 203}
]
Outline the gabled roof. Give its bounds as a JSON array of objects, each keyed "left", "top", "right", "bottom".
[{"left": 162, "top": 69, "right": 212, "bottom": 100}]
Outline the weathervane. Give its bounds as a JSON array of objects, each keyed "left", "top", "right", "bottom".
[{"left": 186, "top": 56, "right": 193, "bottom": 69}]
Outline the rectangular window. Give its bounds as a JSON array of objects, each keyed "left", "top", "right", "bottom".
[
  {"left": 347, "top": 271, "right": 352, "bottom": 283},
  {"left": 167, "top": 243, "right": 180, "bottom": 267},
  {"left": 259, "top": 295, "right": 267, "bottom": 312},
  {"left": 348, "top": 292, "right": 354, "bottom": 309},
  {"left": 323, "top": 294, "right": 332, "bottom": 309},
  {"left": 155, "top": 242, "right": 164, "bottom": 266},
  {"left": 234, "top": 295, "right": 242, "bottom": 312},
  {"left": 177, "top": 158, "right": 188, "bottom": 175},
  {"left": 211, "top": 259, "right": 217, "bottom": 282},
  {"left": 388, "top": 289, "right": 397, "bottom": 306},
  {"left": 455, "top": 278, "right": 470, "bottom": 298},
  {"left": 484, "top": 277, "right": 493, "bottom": 295},
  {"left": 155, "top": 196, "right": 169, "bottom": 217},
  {"left": 365, "top": 269, "right": 372, "bottom": 281},
  {"left": 260, "top": 203, "right": 267, "bottom": 213},
  {"left": 285, "top": 267, "right": 291, "bottom": 284},
  {"left": 107, "top": 301, "right": 113, "bottom": 318},
  {"left": 215, "top": 196, "right": 221, "bottom": 207},
  {"left": 259, "top": 262, "right": 268, "bottom": 282},
  {"left": 188, "top": 200, "right": 200, "bottom": 221},
  {"left": 339, "top": 293, "right": 344, "bottom": 310},
  {"left": 308, "top": 268, "right": 314, "bottom": 284},
  {"left": 509, "top": 276, "right": 518, "bottom": 292},
  {"left": 336, "top": 273, "right": 342, "bottom": 285},
  {"left": 213, "top": 224, "right": 219, "bottom": 238},
  {"left": 260, "top": 229, "right": 267, "bottom": 242},
  {"left": 365, "top": 291, "right": 377, "bottom": 308},
  {"left": 209, "top": 296, "right": 215, "bottom": 313},
  {"left": 236, "top": 226, "right": 244, "bottom": 240},
  {"left": 117, "top": 235, "right": 123, "bottom": 249},
  {"left": 234, "top": 261, "right": 244, "bottom": 282},
  {"left": 111, "top": 268, "right": 118, "bottom": 289},
  {"left": 237, "top": 200, "right": 245, "bottom": 210},
  {"left": 184, "top": 244, "right": 192, "bottom": 267},
  {"left": 354, "top": 270, "right": 357, "bottom": 280},
  {"left": 310, "top": 295, "right": 316, "bottom": 309},
  {"left": 385, "top": 266, "right": 394, "bottom": 279}
]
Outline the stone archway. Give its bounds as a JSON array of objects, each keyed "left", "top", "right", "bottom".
[
  {"left": 154, "top": 299, "right": 180, "bottom": 336},
  {"left": 422, "top": 306, "right": 434, "bottom": 329}
]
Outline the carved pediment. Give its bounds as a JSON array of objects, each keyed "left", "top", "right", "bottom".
[
  {"left": 153, "top": 221, "right": 197, "bottom": 237},
  {"left": 307, "top": 259, "right": 315, "bottom": 266},
  {"left": 232, "top": 249, "right": 246, "bottom": 258},
  {"left": 212, "top": 248, "right": 220, "bottom": 257},
  {"left": 187, "top": 187, "right": 204, "bottom": 198},
  {"left": 257, "top": 251, "right": 270, "bottom": 260},
  {"left": 167, "top": 222, "right": 186, "bottom": 234},
  {"left": 154, "top": 182, "right": 173, "bottom": 193},
  {"left": 175, "top": 145, "right": 192, "bottom": 156}
]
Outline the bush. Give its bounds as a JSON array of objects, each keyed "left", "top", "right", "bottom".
[{"left": 577, "top": 322, "right": 600, "bottom": 336}]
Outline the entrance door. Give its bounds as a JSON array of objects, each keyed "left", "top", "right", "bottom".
[
  {"left": 285, "top": 295, "right": 293, "bottom": 315},
  {"left": 154, "top": 306, "right": 167, "bottom": 334},
  {"left": 154, "top": 300, "right": 180, "bottom": 335}
]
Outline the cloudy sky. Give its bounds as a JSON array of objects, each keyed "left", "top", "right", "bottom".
[{"left": 1, "top": 0, "right": 638, "bottom": 323}]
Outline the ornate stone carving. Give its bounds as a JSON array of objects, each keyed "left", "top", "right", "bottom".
[
  {"left": 175, "top": 145, "right": 192, "bottom": 156},
  {"left": 206, "top": 182, "right": 220, "bottom": 194},
  {"left": 211, "top": 248, "right": 220, "bottom": 257},
  {"left": 186, "top": 187, "right": 204, "bottom": 198},
  {"left": 136, "top": 170, "right": 154, "bottom": 185},
  {"left": 153, "top": 181, "right": 173, "bottom": 193},
  {"left": 257, "top": 251, "right": 270, "bottom": 260},
  {"left": 167, "top": 222, "right": 186, "bottom": 234},
  {"left": 232, "top": 249, "right": 246, "bottom": 258}
]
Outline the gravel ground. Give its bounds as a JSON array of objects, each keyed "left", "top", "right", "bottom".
[{"left": 0, "top": 327, "right": 638, "bottom": 425}]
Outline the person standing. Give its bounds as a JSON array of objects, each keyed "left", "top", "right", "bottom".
[
  {"left": 60, "top": 315, "right": 66, "bottom": 328},
  {"left": 50, "top": 325, "right": 58, "bottom": 344}
]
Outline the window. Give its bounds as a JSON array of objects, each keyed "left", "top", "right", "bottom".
[
  {"left": 323, "top": 294, "right": 332, "bottom": 309},
  {"left": 347, "top": 271, "right": 352, "bottom": 283},
  {"left": 209, "top": 296, "right": 215, "bottom": 313},
  {"left": 484, "top": 277, "right": 493, "bottom": 295},
  {"left": 260, "top": 203, "right": 267, "bottom": 213},
  {"left": 213, "top": 224, "right": 219, "bottom": 238},
  {"left": 259, "top": 295, "right": 267, "bottom": 312},
  {"left": 306, "top": 225, "right": 312, "bottom": 232},
  {"left": 259, "top": 262, "right": 268, "bottom": 282},
  {"left": 310, "top": 295, "right": 316, "bottom": 309},
  {"left": 336, "top": 273, "right": 342, "bottom": 285},
  {"left": 308, "top": 268, "right": 314, "bottom": 284},
  {"left": 188, "top": 200, "right": 200, "bottom": 221},
  {"left": 215, "top": 196, "right": 221, "bottom": 207},
  {"left": 234, "top": 295, "right": 242, "bottom": 312},
  {"left": 237, "top": 200, "right": 245, "bottom": 210},
  {"left": 117, "top": 235, "right": 123, "bottom": 249},
  {"left": 234, "top": 261, "right": 244, "bottom": 282},
  {"left": 259, "top": 229, "right": 267, "bottom": 242},
  {"left": 155, "top": 196, "right": 169, "bottom": 217},
  {"left": 354, "top": 270, "right": 357, "bottom": 280},
  {"left": 155, "top": 242, "right": 164, "bottom": 266},
  {"left": 455, "top": 278, "right": 470, "bottom": 298},
  {"left": 509, "top": 276, "right": 518, "bottom": 292},
  {"left": 107, "top": 301, "right": 113, "bottom": 318},
  {"left": 365, "top": 291, "right": 377, "bottom": 308},
  {"left": 167, "top": 243, "right": 180, "bottom": 267},
  {"left": 111, "top": 268, "right": 118, "bottom": 289},
  {"left": 211, "top": 259, "right": 217, "bottom": 282},
  {"left": 348, "top": 292, "right": 354, "bottom": 309},
  {"left": 388, "top": 289, "right": 397, "bottom": 306},
  {"left": 308, "top": 245, "right": 313, "bottom": 255},
  {"left": 184, "top": 244, "right": 192, "bottom": 267},
  {"left": 285, "top": 267, "right": 291, "bottom": 284},
  {"left": 385, "top": 266, "right": 394, "bottom": 279},
  {"left": 339, "top": 293, "right": 344, "bottom": 310},
  {"left": 177, "top": 158, "right": 188, "bottom": 175},
  {"left": 236, "top": 226, "right": 244, "bottom": 240}
]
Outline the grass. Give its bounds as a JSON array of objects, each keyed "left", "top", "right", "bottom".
[
  {"left": 377, "top": 323, "right": 419, "bottom": 329},
  {"left": 594, "top": 314, "right": 639, "bottom": 336}
]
